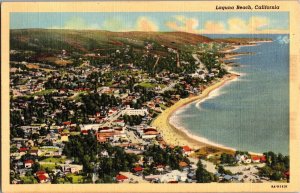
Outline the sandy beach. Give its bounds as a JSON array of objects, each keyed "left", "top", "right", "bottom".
[
  {"left": 151, "top": 43, "right": 266, "bottom": 156},
  {"left": 151, "top": 73, "right": 239, "bottom": 152}
]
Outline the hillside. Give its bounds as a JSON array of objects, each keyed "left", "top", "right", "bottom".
[{"left": 10, "top": 29, "right": 212, "bottom": 53}]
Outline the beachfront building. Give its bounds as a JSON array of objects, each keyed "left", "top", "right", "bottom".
[{"left": 182, "top": 146, "right": 193, "bottom": 155}]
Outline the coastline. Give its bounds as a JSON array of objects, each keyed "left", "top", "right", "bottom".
[
  {"left": 151, "top": 43, "right": 266, "bottom": 156},
  {"left": 151, "top": 73, "right": 241, "bottom": 154}
]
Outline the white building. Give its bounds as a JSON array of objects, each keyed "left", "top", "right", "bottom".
[
  {"left": 80, "top": 124, "right": 102, "bottom": 131},
  {"left": 121, "top": 108, "right": 148, "bottom": 116}
]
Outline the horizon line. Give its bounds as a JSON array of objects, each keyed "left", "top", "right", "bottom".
[{"left": 10, "top": 28, "right": 289, "bottom": 35}]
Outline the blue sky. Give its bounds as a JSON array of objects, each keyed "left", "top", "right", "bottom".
[{"left": 10, "top": 12, "right": 289, "bottom": 34}]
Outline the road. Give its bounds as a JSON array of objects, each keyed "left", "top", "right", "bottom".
[
  {"left": 158, "top": 81, "right": 178, "bottom": 94},
  {"left": 192, "top": 54, "right": 206, "bottom": 69},
  {"left": 102, "top": 110, "right": 123, "bottom": 127}
]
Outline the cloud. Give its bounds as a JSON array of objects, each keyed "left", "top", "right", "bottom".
[
  {"left": 166, "top": 15, "right": 199, "bottom": 33},
  {"left": 136, "top": 17, "right": 158, "bottom": 31},
  {"left": 203, "top": 21, "right": 226, "bottom": 34},
  {"left": 54, "top": 16, "right": 159, "bottom": 32},
  {"left": 227, "top": 16, "right": 270, "bottom": 33},
  {"left": 166, "top": 15, "right": 288, "bottom": 34}
]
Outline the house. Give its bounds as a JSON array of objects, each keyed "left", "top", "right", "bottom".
[
  {"left": 36, "top": 171, "right": 49, "bottom": 183},
  {"left": 236, "top": 154, "right": 251, "bottom": 164},
  {"left": 223, "top": 175, "right": 233, "bottom": 181},
  {"left": 252, "top": 156, "right": 261, "bottom": 163},
  {"left": 62, "top": 164, "right": 83, "bottom": 174},
  {"left": 81, "top": 130, "right": 88, "bottom": 135},
  {"left": 244, "top": 158, "right": 252, "bottom": 164},
  {"left": 29, "top": 149, "right": 39, "bottom": 156},
  {"left": 187, "top": 172, "right": 196, "bottom": 180},
  {"left": 116, "top": 174, "right": 129, "bottom": 183},
  {"left": 132, "top": 166, "right": 143, "bottom": 174},
  {"left": 96, "top": 132, "right": 115, "bottom": 143},
  {"left": 144, "top": 175, "right": 161, "bottom": 182},
  {"left": 113, "top": 120, "right": 125, "bottom": 127},
  {"left": 17, "top": 168, "right": 29, "bottom": 177},
  {"left": 19, "top": 147, "right": 28, "bottom": 153},
  {"left": 24, "top": 160, "right": 34, "bottom": 168},
  {"left": 37, "top": 174, "right": 49, "bottom": 183},
  {"left": 159, "top": 170, "right": 186, "bottom": 183},
  {"left": 61, "top": 133, "right": 69, "bottom": 141},
  {"left": 284, "top": 171, "right": 290, "bottom": 182},
  {"left": 155, "top": 165, "right": 165, "bottom": 173},
  {"left": 182, "top": 146, "right": 193, "bottom": 155},
  {"left": 12, "top": 179, "right": 22, "bottom": 184},
  {"left": 62, "top": 121, "right": 72, "bottom": 126},
  {"left": 179, "top": 161, "right": 189, "bottom": 169},
  {"left": 100, "top": 150, "right": 109, "bottom": 157},
  {"left": 260, "top": 156, "right": 267, "bottom": 163}
]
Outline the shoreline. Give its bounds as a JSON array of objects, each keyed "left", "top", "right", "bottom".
[
  {"left": 152, "top": 73, "right": 243, "bottom": 154},
  {"left": 151, "top": 43, "right": 265, "bottom": 156}
]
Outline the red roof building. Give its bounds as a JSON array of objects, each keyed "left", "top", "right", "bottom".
[
  {"left": 143, "top": 128, "right": 157, "bottom": 133},
  {"left": 116, "top": 174, "right": 128, "bottom": 182},
  {"left": 24, "top": 160, "right": 34, "bottom": 164},
  {"left": 284, "top": 171, "right": 290, "bottom": 177},
  {"left": 36, "top": 171, "right": 46, "bottom": 176},
  {"left": 144, "top": 131, "right": 159, "bottom": 135},
  {"left": 132, "top": 166, "right": 143, "bottom": 173},
  {"left": 96, "top": 132, "right": 115, "bottom": 142},
  {"left": 260, "top": 156, "right": 267, "bottom": 162},
  {"left": 252, "top": 156, "right": 261, "bottom": 162},
  {"left": 37, "top": 174, "right": 48, "bottom": 183},
  {"left": 19, "top": 147, "right": 28, "bottom": 152},
  {"left": 63, "top": 121, "right": 72, "bottom": 125},
  {"left": 179, "top": 161, "right": 188, "bottom": 167},
  {"left": 182, "top": 146, "right": 192, "bottom": 153},
  {"left": 81, "top": 130, "right": 88, "bottom": 135}
]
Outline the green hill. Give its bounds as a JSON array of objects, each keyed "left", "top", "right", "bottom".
[{"left": 10, "top": 29, "right": 212, "bottom": 53}]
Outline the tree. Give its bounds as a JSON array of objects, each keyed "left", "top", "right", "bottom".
[
  {"left": 39, "top": 127, "right": 48, "bottom": 136},
  {"left": 220, "top": 153, "right": 235, "bottom": 165},
  {"left": 195, "top": 160, "right": 213, "bottom": 183},
  {"left": 270, "top": 171, "right": 283, "bottom": 181},
  {"left": 258, "top": 152, "right": 289, "bottom": 181},
  {"left": 32, "top": 163, "right": 40, "bottom": 173},
  {"left": 217, "top": 165, "right": 232, "bottom": 175}
]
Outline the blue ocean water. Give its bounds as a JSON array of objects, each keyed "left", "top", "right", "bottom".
[{"left": 171, "top": 34, "right": 289, "bottom": 154}]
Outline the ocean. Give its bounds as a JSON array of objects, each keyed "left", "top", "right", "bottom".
[{"left": 170, "top": 34, "right": 289, "bottom": 155}]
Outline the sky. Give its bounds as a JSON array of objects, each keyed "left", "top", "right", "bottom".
[{"left": 10, "top": 12, "right": 289, "bottom": 34}]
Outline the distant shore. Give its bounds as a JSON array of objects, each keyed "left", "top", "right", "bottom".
[{"left": 151, "top": 73, "right": 240, "bottom": 153}]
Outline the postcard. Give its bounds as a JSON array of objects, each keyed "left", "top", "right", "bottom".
[{"left": 1, "top": 1, "right": 300, "bottom": 192}]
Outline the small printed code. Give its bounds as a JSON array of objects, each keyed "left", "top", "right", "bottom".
[{"left": 271, "top": 185, "right": 288, "bottom": 188}]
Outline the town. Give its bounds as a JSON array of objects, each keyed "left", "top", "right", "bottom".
[{"left": 9, "top": 29, "right": 289, "bottom": 184}]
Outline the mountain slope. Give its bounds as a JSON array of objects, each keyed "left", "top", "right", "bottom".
[{"left": 10, "top": 29, "right": 212, "bottom": 53}]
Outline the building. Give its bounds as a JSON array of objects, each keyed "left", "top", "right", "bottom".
[
  {"left": 121, "top": 107, "right": 148, "bottom": 116},
  {"left": 182, "top": 146, "right": 193, "bottom": 155},
  {"left": 62, "top": 164, "right": 83, "bottom": 174},
  {"left": 24, "top": 160, "right": 34, "bottom": 168},
  {"left": 96, "top": 132, "right": 115, "bottom": 143},
  {"left": 116, "top": 174, "right": 129, "bottom": 183}
]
